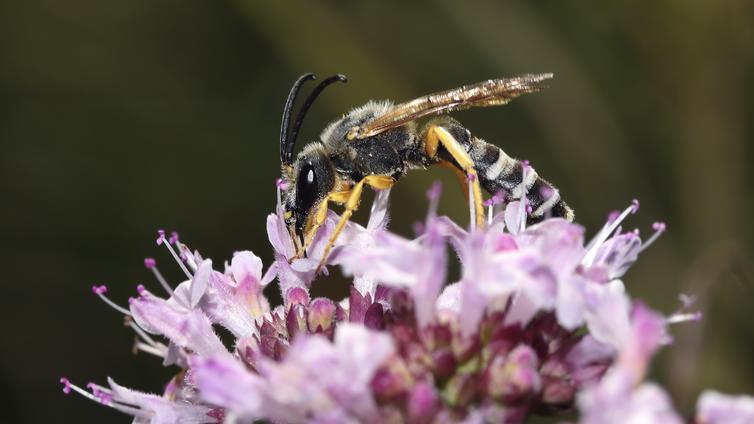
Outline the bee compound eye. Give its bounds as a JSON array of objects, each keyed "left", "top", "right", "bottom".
[
  {"left": 299, "top": 162, "right": 317, "bottom": 187},
  {"left": 296, "top": 162, "right": 319, "bottom": 213}
]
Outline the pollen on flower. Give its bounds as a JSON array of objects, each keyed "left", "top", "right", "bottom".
[
  {"left": 60, "top": 377, "right": 71, "bottom": 394},
  {"left": 156, "top": 229, "right": 166, "bottom": 245},
  {"left": 91, "top": 285, "right": 107, "bottom": 295},
  {"left": 275, "top": 177, "right": 288, "bottom": 190},
  {"left": 63, "top": 180, "right": 754, "bottom": 423},
  {"left": 631, "top": 198, "right": 640, "bottom": 213}
]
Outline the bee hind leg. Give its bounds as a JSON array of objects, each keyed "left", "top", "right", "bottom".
[
  {"left": 315, "top": 175, "right": 394, "bottom": 274},
  {"left": 425, "top": 125, "right": 485, "bottom": 228},
  {"left": 437, "top": 159, "right": 470, "bottom": 200}
]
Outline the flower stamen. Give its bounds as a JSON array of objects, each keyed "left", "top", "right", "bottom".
[
  {"left": 583, "top": 199, "right": 639, "bottom": 265},
  {"left": 639, "top": 221, "right": 666, "bottom": 253},
  {"left": 92, "top": 285, "right": 131, "bottom": 316},
  {"left": 143, "top": 258, "right": 176, "bottom": 299},
  {"left": 156, "top": 229, "right": 193, "bottom": 280}
]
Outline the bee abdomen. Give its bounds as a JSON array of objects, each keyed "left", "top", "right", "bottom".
[{"left": 469, "top": 137, "right": 574, "bottom": 223}]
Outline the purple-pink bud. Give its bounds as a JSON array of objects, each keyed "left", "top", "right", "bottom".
[
  {"left": 371, "top": 361, "right": 412, "bottom": 402},
  {"left": 431, "top": 349, "right": 456, "bottom": 381},
  {"left": 136, "top": 284, "right": 146, "bottom": 295},
  {"left": 364, "top": 303, "right": 385, "bottom": 331},
  {"left": 92, "top": 285, "right": 108, "bottom": 295},
  {"left": 143, "top": 257, "right": 156, "bottom": 269},
  {"left": 631, "top": 198, "right": 640, "bottom": 213},
  {"left": 541, "top": 377, "right": 575, "bottom": 405},
  {"left": 285, "top": 286, "right": 310, "bottom": 307},
  {"left": 483, "top": 345, "right": 541, "bottom": 403},
  {"left": 286, "top": 304, "right": 307, "bottom": 339},
  {"left": 308, "top": 297, "right": 336, "bottom": 333},
  {"left": 168, "top": 231, "right": 179, "bottom": 244},
  {"left": 408, "top": 382, "right": 439, "bottom": 424}
]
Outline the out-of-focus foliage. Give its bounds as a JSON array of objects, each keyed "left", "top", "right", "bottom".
[{"left": 1, "top": 1, "right": 752, "bottom": 422}]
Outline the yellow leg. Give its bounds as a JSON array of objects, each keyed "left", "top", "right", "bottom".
[
  {"left": 426, "top": 126, "right": 485, "bottom": 227},
  {"left": 295, "top": 189, "right": 353, "bottom": 259},
  {"left": 315, "top": 175, "right": 394, "bottom": 273}
]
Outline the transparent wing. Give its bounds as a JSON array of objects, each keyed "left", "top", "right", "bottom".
[{"left": 349, "top": 73, "right": 553, "bottom": 139}]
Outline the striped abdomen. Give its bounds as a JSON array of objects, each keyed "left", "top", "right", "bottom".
[{"left": 432, "top": 119, "right": 573, "bottom": 223}]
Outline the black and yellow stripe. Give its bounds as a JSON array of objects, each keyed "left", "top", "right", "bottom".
[{"left": 429, "top": 118, "right": 573, "bottom": 223}]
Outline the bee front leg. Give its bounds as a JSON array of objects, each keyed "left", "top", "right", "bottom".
[
  {"left": 315, "top": 175, "right": 394, "bottom": 274},
  {"left": 294, "top": 190, "right": 353, "bottom": 260},
  {"left": 425, "top": 125, "right": 485, "bottom": 228}
]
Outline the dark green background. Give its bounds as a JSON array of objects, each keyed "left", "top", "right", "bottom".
[{"left": 2, "top": 1, "right": 753, "bottom": 422}]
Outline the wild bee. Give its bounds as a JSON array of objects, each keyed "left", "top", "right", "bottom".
[{"left": 278, "top": 73, "right": 573, "bottom": 267}]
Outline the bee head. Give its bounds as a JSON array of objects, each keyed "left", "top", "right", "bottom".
[
  {"left": 278, "top": 73, "right": 346, "bottom": 252},
  {"left": 282, "top": 145, "right": 335, "bottom": 248}
]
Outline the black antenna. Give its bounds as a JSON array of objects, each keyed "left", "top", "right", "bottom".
[
  {"left": 280, "top": 73, "right": 315, "bottom": 165},
  {"left": 285, "top": 74, "right": 348, "bottom": 164}
]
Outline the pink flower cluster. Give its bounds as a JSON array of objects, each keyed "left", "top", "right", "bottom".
[{"left": 62, "top": 183, "right": 754, "bottom": 423}]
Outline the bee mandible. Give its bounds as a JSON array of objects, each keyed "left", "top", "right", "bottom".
[{"left": 278, "top": 73, "right": 573, "bottom": 270}]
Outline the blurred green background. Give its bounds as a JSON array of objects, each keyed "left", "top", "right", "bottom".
[{"left": 1, "top": 0, "right": 753, "bottom": 422}]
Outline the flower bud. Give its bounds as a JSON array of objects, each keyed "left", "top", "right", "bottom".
[
  {"left": 286, "top": 303, "right": 307, "bottom": 339},
  {"left": 364, "top": 302, "right": 386, "bottom": 330},
  {"left": 285, "top": 286, "right": 309, "bottom": 307},
  {"left": 482, "top": 345, "right": 541, "bottom": 404},
  {"left": 371, "top": 359, "right": 413, "bottom": 402},
  {"left": 431, "top": 348, "right": 457, "bottom": 381},
  {"left": 308, "top": 297, "right": 336, "bottom": 336},
  {"left": 541, "top": 377, "right": 575, "bottom": 405},
  {"left": 408, "top": 382, "right": 439, "bottom": 424}
]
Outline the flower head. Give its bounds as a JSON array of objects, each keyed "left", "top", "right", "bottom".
[{"left": 63, "top": 180, "right": 752, "bottom": 423}]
